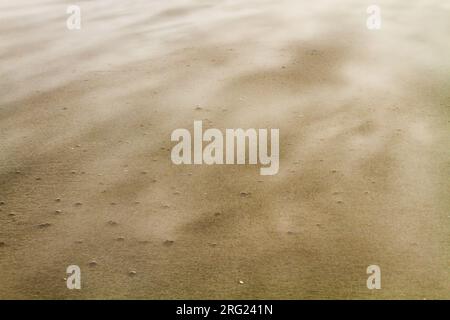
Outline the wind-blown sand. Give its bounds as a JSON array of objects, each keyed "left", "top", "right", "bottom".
[{"left": 0, "top": 0, "right": 449, "bottom": 299}]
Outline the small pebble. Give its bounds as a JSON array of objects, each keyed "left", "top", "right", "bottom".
[
  {"left": 239, "top": 280, "right": 244, "bottom": 285},
  {"left": 107, "top": 220, "right": 118, "bottom": 226},
  {"left": 37, "top": 223, "right": 51, "bottom": 228},
  {"left": 163, "top": 240, "right": 174, "bottom": 246},
  {"left": 88, "top": 260, "right": 97, "bottom": 267},
  {"left": 128, "top": 270, "right": 137, "bottom": 276},
  {"left": 55, "top": 210, "right": 62, "bottom": 214}
]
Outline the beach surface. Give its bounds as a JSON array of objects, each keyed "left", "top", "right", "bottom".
[{"left": 0, "top": 0, "right": 449, "bottom": 299}]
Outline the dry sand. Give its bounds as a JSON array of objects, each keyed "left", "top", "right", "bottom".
[{"left": 0, "top": 0, "right": 449, "bottom": 299}]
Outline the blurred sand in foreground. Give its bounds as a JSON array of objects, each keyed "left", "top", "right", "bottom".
[{"left": 0, "top": 0, "right": 450, "bottom": 299}]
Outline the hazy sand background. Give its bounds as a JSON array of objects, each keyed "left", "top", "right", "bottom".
[{"left": 0, "top": 0, "right": 449, "bottom": 299}]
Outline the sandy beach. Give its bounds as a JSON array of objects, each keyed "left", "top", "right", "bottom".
[{"left": 0, "top": 0, "right": 449, "bottom": 299}]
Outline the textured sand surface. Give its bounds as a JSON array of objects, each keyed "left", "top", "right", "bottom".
[{"left": 0, "top": 0, "right": 450, "bottom": 299}]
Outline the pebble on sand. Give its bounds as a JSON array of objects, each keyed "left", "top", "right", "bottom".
[
  {"left": 74, "top": 202, "right": 82, "bottom": 206},
  {"left": 107, "top": 220, "right": 118, "bottom": 226},
  {"left": 115, "top": 237, "right": 125, "bottom": 241},
  {"left": 55, "top": 210, "right": 62, "bottom": 214},
  {"left": 239, "top": 280, "right": 245, "bottom": 285},
  {"left": 37, "top": 223, "right": 51, "bottom": 228},
  {"left": 128, "top": 270, "right": 137, "bottom": 276},
  {"left": 88, "top": 260, "right": 98, "bottom": 267},
  {"left": 0, "top": 201, "right": 5, "bottom": 206},
  {"left": 240, "top": 192, "right": 251, "bottom": 197},
  {"left": 163, "top": 240, "right": 174, "bottom": 246}
]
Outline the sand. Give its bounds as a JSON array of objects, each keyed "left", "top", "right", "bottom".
[{"left": 0, "top": 0, "right": 449, "bottom": 299}]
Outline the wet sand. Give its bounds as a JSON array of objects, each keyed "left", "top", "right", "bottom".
[{"left": 1, "top": 0, "right": 450, "bottom": 299}]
